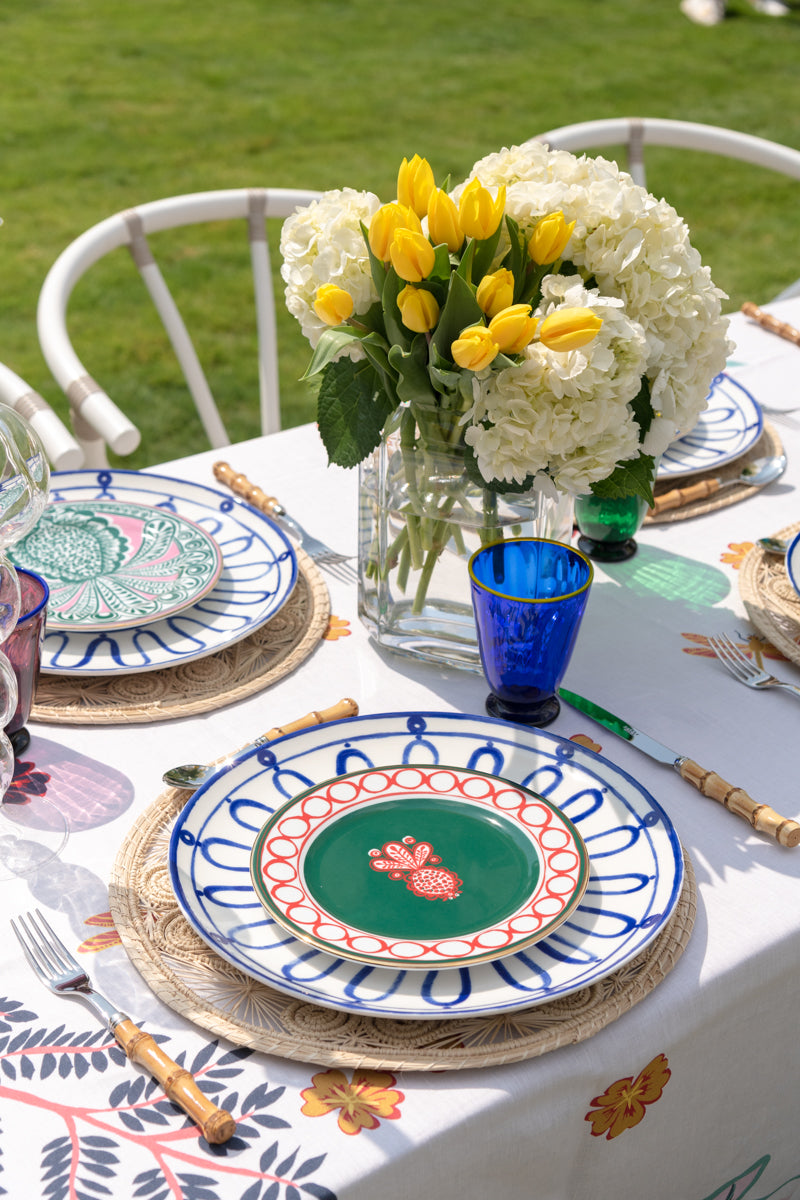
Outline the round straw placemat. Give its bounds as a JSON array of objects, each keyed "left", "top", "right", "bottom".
[
  {"left": 30, "top": 551, "right": 329, "bottom": 726},
  {"left": 739, "top": 521, "right": 800, "bottom": 666},
  {"left": 646, "top": 422, "right": 783, "bottom": 524},
  {"left": 108, "top": 787, "right": 696, "bottom": 1072}
]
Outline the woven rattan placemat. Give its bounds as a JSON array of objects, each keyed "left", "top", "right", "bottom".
[
  {"left": 108, "top": 787, "right": 696, "bottom": 1072},
  {"left": 646, "top": 422, "right": 783, "bottom": 524},
  {"left": 31, "top": 551, "right": 330, "bottom": 726},
  {"left": 739, "top": 521, "right": 800, "bottom": 666}
]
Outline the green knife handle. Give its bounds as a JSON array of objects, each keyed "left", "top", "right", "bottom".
[{"left": 677, "top": 758, "right": 800, "bottom": 847}]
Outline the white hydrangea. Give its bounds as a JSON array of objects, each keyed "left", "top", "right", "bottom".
[
  {"left": 464, "top": 277, "right": 647, "bottom": 495},
  {"left": 461, "top": 143, "right": 732, "bottom": 441},
  {"left": 279, "top": 187, "right": 380, "bottom": 358}
]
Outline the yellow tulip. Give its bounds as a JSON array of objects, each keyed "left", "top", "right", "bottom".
[
  {"left": 427, "top": 188, "right": 464, "bottom": 253},
  {"left": 397, "top": 285, "right": 440, "bottom": 333},
  {"left": 313, "top": 284, "right": 354, "bottom": 326},
  {"left": 488, "top": 304, "right": 538, "bottom": 354},
  {"left": 368, "top": 203, "right": 422, "bottom": 261},
  {"left": 397, "top": 155, "right": 436, "bottom": 218},
  {"left": 451, "top": 325, "right": 500, "bottom": 371},
  {"left": 389, "top": 228, "right": 436, "bottom": 283},
  {"left": 476, "top": 268, "right": 515, "bottom": 319},
  {"left": 528, "top": 211, "right": 576, "bottom": 266},
  {"left": 538, "top": 307, "right": 603, "bottom": 352},
  {"left": 457, "top": 178, "right": 506, "bottom": 241}
]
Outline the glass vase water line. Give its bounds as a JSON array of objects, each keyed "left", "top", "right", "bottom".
[{"left": 357, "top": 404, "right": 574, "bottom": 672}]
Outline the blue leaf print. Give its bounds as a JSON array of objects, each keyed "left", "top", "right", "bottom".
[
  {"left": 275, "top": 1149, "right": 299, "bottom": 1177},
  {"left": 293, "top": 1155, "right": 326, "bottom": 1180},
  {"left": 118, "top": 1112, "right": 145, "bottom": 1133}
]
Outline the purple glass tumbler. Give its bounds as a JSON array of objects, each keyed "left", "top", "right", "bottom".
[
  {"left": 469, "top": 538, "right": 593, "bottom": 728},
  {"left": 3, "top": 568, "right": 49, "bottom": 754}
]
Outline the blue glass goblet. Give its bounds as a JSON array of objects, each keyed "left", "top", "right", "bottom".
[{"left": 469, "top": 538, "right": 593, "bottom": 728}]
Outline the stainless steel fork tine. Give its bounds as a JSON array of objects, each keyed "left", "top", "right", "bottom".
[
  {"left": 18, "top": 911, "right": 69, "bottom": 978},
  {"left": 709, "top": 636, "right": 748, "bottom": 678},
  {"left": 716, "top": 635, "right": 757, "bottom": 676},
  {"left": 10, "top": 916, "right": 48, "bottom": 981},
  {"left": 33, "top": 909, "right": 83, "bottom": 974}
]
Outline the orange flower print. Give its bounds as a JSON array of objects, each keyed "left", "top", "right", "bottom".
[
  {"left": 300, "top": 1068, "right": 404, "bottom": 1135},
  {"left": 681, "top": 631, "right": 785, "bottom": 663},
  {"left": 78, "top": 911, "right": 122, "bottom": 953},
  {"left": 720, "top": 541, "right": 754, "bottom": 570},
  {"left": 570, "top": 733, "right": 602, "bottom": 754},
  {"left": 585, "top": 1053, "right": 671, "bottom": 1140},
  {"left": 324, "top": 615, "right": 351, "bottom": 641}
]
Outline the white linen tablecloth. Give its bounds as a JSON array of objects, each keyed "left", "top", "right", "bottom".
[{"left": 2, "top": 300, "right": 800, "bottom": 1200}]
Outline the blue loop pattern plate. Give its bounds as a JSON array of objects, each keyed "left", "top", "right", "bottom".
[
  {"left": 658, "top": 373, "right": 762, "bottom": 479},
  {"left": 785, "top": 530, "right": 800, "bottom": 600},
  {"left": 169, "top": 711, "right": 685, "bottom": 1019},
  {"left": 39, "top": 470, "right": 297, "bottom": 674}
]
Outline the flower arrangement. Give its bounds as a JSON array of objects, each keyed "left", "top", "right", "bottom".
[{"left": 280, "top": 142, "right": 732, "bottom": 505}]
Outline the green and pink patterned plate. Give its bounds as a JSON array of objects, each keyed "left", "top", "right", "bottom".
[
  {"left": 250, "top": 765, "right": 589, "bottom": 969},
  {"left": 11, "top": 498, "right": 223, "bottom": 632}
]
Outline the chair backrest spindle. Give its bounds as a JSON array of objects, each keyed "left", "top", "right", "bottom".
[{"left": 37, "top": 187, "right": 322, "bottom": 466}]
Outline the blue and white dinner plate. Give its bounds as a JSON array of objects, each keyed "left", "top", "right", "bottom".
[
  {"left": 38, "top": 470, "right": 297, "bottom": 674},
  {"left": 657, "top": 373, "right": 762, "bottom": 479},
  {"left": 785, "top": 530, "right": 800, "bottom": 600},
  {"left": 169, "top": 711, "right": 685, "bottom": 1020}
]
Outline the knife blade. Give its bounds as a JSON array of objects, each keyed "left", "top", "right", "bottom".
[{"left": 557, "top": 687, "right": 800, "bottom": 847}]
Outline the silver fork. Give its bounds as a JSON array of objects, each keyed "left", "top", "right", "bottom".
[
  {"left": 213, "top": 461, "right": 356, "bottom": 583},
  {"left": 708, "top": 633, "right": 800, "bottom": 701},
  {"left": 11, "top": 909, "right": 236, "bottom": 1143}
]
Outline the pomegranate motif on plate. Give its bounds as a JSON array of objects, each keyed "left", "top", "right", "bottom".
[{"left": 368, "top": 835, "right": 462, "bottom": 901}]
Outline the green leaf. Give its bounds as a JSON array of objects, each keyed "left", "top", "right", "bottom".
[
  {"left": 429, "top": 243, "right": 453, "bottom": 283},
  {"left": 589, "top": 452, "right": 656, "bottom": 504},
  {"left": 471, "top": 225, "right": 502, "bottom": 281},
  {"left": 360, "top": 333, "right": 395, "bottom": 381},
  {"left": 317, "top": 358, "right": 395, "bottom": 468},
  {"left": 503, "top": 215, "right": 527, "bottom": 301},
  {"left": 431, "top": 271, "right": 484, "bottom": 362},
  {"left": 355, "top": 300, "right": 388, "bottom": 337},
  {"left": 361, "top": 220, "right": 388, "bottom": 297},
  {"left": 456, "top": 239, "right": 477, "bottom": 284},
  {"left": 381, "top": 267, "right": 411, "bottom": 351},
  {"left": 388, "top": 336, "right": 435, "bottom": 406},
  {"left": 301, "top": 328, "right": 365, "bottom": 380}
]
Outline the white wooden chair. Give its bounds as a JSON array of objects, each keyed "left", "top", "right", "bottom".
[
  {"left": 0, "top": 361, "right": 83, "bottom": 470},
  {"left": 529, "top": 118, "right": 800, "bottom": 300},
  {"left": 37, "top": 187, "right": 322, "bottom": 467}
]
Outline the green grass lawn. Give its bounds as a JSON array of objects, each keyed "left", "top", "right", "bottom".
[{"left": 1, "top": 0, "right": 799, "bottom": 467}]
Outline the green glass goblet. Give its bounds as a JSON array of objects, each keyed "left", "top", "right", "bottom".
[{"left": 574, "top": 492, "right": 649, "bottom": 562}]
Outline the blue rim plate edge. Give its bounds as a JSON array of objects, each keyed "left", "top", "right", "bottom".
[
  {"left": 167, "top": 710, "right": 685, "bottom": 1020},
  {"left": 38, "top": 468, "right": 298, "bottom": 674}
]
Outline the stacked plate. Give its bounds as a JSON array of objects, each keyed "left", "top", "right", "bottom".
[
  {"left": 10, "top": 469, "right": 297, "bottom": 675},
  {"left": 657, "top": 371, "right": 763, "bottom": 480},
  {"left": 169, "top": 711, "right": 685, "bottom": 1020}
]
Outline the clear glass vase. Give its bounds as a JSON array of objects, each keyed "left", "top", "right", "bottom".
[{"left": 358, "top": 406, "right": 574, "bottom": 672}]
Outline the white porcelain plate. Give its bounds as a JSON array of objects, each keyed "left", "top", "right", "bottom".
[
  {"left": 657, "top": 373, "right": 762, "bottom": 479},
  {"left": 249, "top": 765, "right": 589, "bottom": 969},
  {"left": 170, "top": 711, "right": 684, "bottom": 1019},
  {"left": 11, "top": 498, "right": 224, "bottom": 632},
  {"left": 37, "top": 470, "right": 297, "bottom": 674}
]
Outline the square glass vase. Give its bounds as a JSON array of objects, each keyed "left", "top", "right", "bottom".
[{"left": 358, "top": 429, "right": 574, "bottom": 672}]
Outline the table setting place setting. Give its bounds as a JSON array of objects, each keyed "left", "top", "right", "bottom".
[{"left": 3, "top": 146, "right": 800, "bottom": 1200}]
